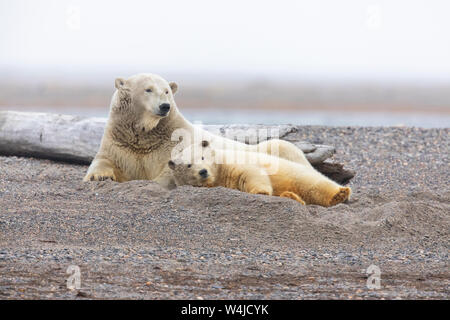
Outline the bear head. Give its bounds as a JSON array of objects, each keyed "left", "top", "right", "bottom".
[
  {"left": 113, "top": 73, "right": 178, "bottom": 130},
  {"left": 168, "top": 140, "right": 217, "bottom": 187}
]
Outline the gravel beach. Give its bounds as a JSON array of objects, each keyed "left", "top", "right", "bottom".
[{"left": 0, "top": 126, "right": 448, "bottom": 299}]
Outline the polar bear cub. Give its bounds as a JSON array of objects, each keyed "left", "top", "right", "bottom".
[{"left": 169, "top": 141, "right": 351, "bottom": 207}]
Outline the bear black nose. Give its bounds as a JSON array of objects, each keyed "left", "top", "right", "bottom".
[
  {"left": 159, "top": 103, "right": 171, "bottom": 114},
  {"left": 199, "top": 169, "right": 208, "bottom": 177}
]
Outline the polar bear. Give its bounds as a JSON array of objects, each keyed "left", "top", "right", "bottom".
[
  {"left": 83, "top": 73, "right": 311, "bottom": 188},
  {"left": 168, "top": 141, "right": 351, "bottom": 207}
]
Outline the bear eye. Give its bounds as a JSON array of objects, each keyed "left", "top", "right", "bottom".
[
  {"left": 165, "top": 90, "right": 169, "bottom": 94},
  {"left": 145, "top": 88, "right": 152, "bottom": 93},
  {"left": 201, "top": 157, "right": 204, "bottom": 160},
  {"left": 187, "top": 164, "right": 192, "bottom": 168}
]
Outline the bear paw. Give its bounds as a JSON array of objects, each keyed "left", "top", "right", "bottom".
[
  {"left": 329, "top": 187, "right": 351, "bottom": 206},
  {"left": 83, "top": 171, "right": 117, "bottom": 182},
  {"left": 248, "top": 187, "right": 272, "bottom": 196},
  {"left": 280, "top": 191, "right": 306, "bottom": 205}
]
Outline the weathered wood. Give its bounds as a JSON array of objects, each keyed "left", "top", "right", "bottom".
[
  {"left": 0, "top": 111, "right": 354, "bottom": 183},
  {"left": 0, "top": 111, "right": 105, "bottom": 163},
  {"left": 313, "top": 162, "right": 356, "bottom": 185}
]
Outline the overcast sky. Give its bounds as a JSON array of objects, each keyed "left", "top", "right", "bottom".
[{"left": 1, "top": 0, "right": 450, "bottom": 83}]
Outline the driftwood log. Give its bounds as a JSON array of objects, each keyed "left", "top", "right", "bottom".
[{"left": 0, "top": 111, "right": 354, "bottom": 184}]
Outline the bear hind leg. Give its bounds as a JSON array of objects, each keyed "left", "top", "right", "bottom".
[
  {"left": 257, "top": 139, "right": 312, "bottom": 167},
  {"left": 329, "top": 187, "right": 351, "bottom": 206}
]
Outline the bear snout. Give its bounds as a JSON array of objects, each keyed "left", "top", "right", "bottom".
[
  {"left": 158, "top": 103, "right": 171, "bottom": 116},
  {"left": 199, "top": 169, "right": 208, "bottom": 178}
]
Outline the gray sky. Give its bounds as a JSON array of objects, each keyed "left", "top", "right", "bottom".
[{"left": 1, "top": 0, "right": 450, "bottom": 83}]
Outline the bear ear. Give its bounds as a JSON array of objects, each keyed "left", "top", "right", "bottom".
[
  {"left": 168, "top": 160, "right": 176, "bottom": 170},
  {"left": 115, "top": 77, "right": 126, "bottom": 90},
  {"left": 169, "top": 82, "right": 178, "bottom": 94},
  {"left": 201, "top": 140, "right": 209, "bottom": 148}
]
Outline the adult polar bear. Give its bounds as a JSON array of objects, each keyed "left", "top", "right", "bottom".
[{"left": 83, "top": 73, "right": 311, "bottom": 188}]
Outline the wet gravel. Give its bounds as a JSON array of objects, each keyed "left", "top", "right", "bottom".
[{"left": 0, "top": 126, "right": 449, "bottom": 299}]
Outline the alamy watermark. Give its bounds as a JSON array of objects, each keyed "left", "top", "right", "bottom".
[
  {"left": 366, "top": 264, "right": 381, "bottom": 289},
  {"left": 66, "top": 5, "right": 81, "bottom": 31},
  {"left": 366, "top": 4, "right": 382, "bottom": 30},
  {"left": 66, "top": 265, "right": 81, "bottom": 290},
  {"left": 170, "top": 122, "right": 281, "bottom": 174}
]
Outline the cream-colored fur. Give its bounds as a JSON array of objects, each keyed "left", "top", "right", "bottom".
[
  {"left": 84, "top": 73, "right": 311, "bottom": 188},
  {"left": 169, "top": 143, "right": 351, "bottom": 207}
]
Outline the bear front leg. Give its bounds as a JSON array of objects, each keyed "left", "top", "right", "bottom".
[
  {"left": 239, "top": 167, "right": 273, "bottom": 196},
  {"left": 154, "top": 166, "right": 177, "bottom": 190},
  {"left": 83, "top": 157, "right": 122, "bottom": 182}
]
